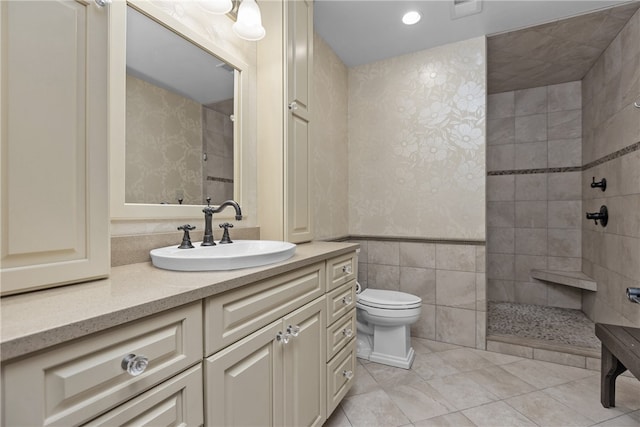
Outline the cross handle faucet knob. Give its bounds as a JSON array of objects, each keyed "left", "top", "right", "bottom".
[{"left": 219, "top": 222, "right": 234, "bottom": 244}]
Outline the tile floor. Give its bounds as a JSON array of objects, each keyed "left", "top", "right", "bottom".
[{"left": 325, "top": 338, "right": 640, "bottom": 427}]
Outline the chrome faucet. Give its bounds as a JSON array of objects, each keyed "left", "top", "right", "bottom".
[{"left": 202, "top": 197, "right": 243, "bottom": 246}]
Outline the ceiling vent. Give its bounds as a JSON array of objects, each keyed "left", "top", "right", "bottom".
[{"left": 450, "top": 0, "right": 482, "bottom": 20}]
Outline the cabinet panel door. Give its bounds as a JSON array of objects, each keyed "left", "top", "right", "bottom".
[
  {"left": 285, "top": 0, "right": 313, "bottom": 244},
  {"left": 206, "top": 320, "right": 284, "bottom": 427},
  {"left": 283, "top": 296, "right": 326, "bottom": 427},
  {"left": 0, "top": 0, "right": 109, "bottom": 295},
  {"left": 84, "top": 364, "right": 203, "bottom": 427}
]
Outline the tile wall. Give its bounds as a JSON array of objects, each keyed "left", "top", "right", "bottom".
[
  {"left": 486, "top": 81, "right": 584, "bottom": 309},
  {"left": 581, "top": 7, "right": 640, "bottom": 327},
  {"left": 352, "top": 239, "right": 486, "bottom": 350},
  {"left": 203, "top": 100, "right": 234, "bottom": 204}
]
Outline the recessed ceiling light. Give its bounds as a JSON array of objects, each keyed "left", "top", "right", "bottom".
[{"left": 402, "top": 11, "right": 421, "bottom": 25}]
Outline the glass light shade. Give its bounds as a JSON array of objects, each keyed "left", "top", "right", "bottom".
[
  {"left": 198, "top": 0, "right": 233, "bottom": 14},
  {"left": 233, "top": 0, "right": 266, "bottom": 41},
  {"left": 402, "top": 11, "right": 421, "bottom": 25}
]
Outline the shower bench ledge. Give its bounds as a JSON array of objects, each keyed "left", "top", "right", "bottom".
[{"left": 530, "top": 269, "right": 597, "bottom": 291}]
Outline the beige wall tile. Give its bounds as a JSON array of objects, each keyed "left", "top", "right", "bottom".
[
  {"left": 487, "top": 279, "right": 516, "bottom": 302},
  {"left": 487, "top": 253, "right": 515, "bottom": 281},
  {"left": 400, "top": 267, "right": 436, "bottom": 304},
  {"left": 547, "top": 284, "right": 582, "bottom": 309},
  {"left": 515, "top": 201, "right": 548, "bottom": 228},
  {"left": 411, "top": 303, "right": 436, "bottom": 340},
  {"left": 549, "top": 228, "right": 581, "bottom": 257},
  {"left": 436, "top": 244, "right": 477, "bottom": 272},
  {"left": 486, "top": 340, "right": 533, "bottom": 358},
  {"left": 476, "top": 273, "right": 487, "bottom": 311},
  {"left": 548, "top": 138, "right": 582, "bottom": 168},
  {"left": 400, "top": 242, "right": 436, "bottom": 268},
  {"left": 476, "top": 246, "right": 486, "bottom": 273},
  {"left": 515, "top": 228, "right": 547, "bottom": 255},
  {"left": 487, "top": 202, "right": 515, "bottom": 227},
  {"left": 515, "top": 255, "right": 547, "bottom": 281},
  {"left": 487, "top": 117, "right": 515, "bottom": 145},
  {"left": 476, "top": 311, "right": 487, "bottom": 350},
  {"left": 368, "top": 241, "right": 399, "bottom": 265},
  {"left": 487, "top": 144, "right": 515, "bottom": 171},
  {"left": 487, "top": 175, "right": 515, "bottom": 201},
  {"left": 548, "top": 81, "right": 581, "bottom": 112},
  {"left": 488, "top": 92, "right": 515, "bottom": 118},
  {"left": 548, "top": 171, "right": 581, "bottom": 200},
  {"left": 367, "top": 264, "right": 400, "bottom": 290},
  {"left": 436, "top": 306, "right": 477, "bottom": 347},
  {"left": 487, "top": 227, "right": 515, "bottom": 254},
  {"left": 514, "top": 281, "right": 548, "bottom": 305},
  {"left": 548, "top": 200, "right": 582, "bottom": 228},
  {"left": 515, "top": 174, "right": 547, "bottom": 201},
  {"left": 515, "top": 141, "right": 547, "bottom": 169},
  {"left": 436, "top": 270, "right": 477, "bottom": 309}
]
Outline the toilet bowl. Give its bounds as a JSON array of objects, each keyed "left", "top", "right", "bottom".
[{"left": 355, "top": 287, "right": 422, "bottom": 369}]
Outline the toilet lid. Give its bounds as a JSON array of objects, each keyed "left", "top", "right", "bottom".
[{"left": 357, "top": 288, "right": 422, "bottom": 309}]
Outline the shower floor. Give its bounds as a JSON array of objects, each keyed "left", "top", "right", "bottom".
[{"left": 487, "top": 302, "right": 601, "bottom": 351}]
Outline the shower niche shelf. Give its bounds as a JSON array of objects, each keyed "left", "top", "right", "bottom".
[{"left": 530, "top": 269, "right": 597, "bottom": 292}]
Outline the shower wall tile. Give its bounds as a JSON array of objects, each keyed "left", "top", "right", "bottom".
[
  {"left": 487, "top": 80, "right": 584, "bottom": 308},
  {"left": 547, "top": 110, "right": 582, "bottom": 139},
  {"left": 487, "top": 144, "right": 515, "bottom": 171},
  {"left": 487, "top": 202, "right": 516, "bottom": 227},
  {"left": 515, "top": 174, "right": 547, "bottom": 201},
  {"left": 514, "top": 281, "right": 548, "bottom": 306},
  {"left": 548, "top": 138, "right": 582, "bottom": 168},
  {"left": 515, "top": 228, "right": 547, "bottom": 255},
  {"left": 487, "top": 118, "right": 515, "bottom": 145},
  {"left": 515, "top": 87, "right": 548, "bottom": 116},
  {"left": 548, "top": 172, "right": 581, "bottom": 201},
  {"left": 487, "top": 227, "right": 515, "bottom": 254},
  {"left": 547, "top": 284, "right": 582, "bottom": 309},
  {"left": 515, "top": 114, "right": 547, "bottom": 143},
  {"left": 547, "top": 81, "right": 581, "bottom": 112},
  {"left": 548, "top": 200, "right": 582, "bottom": 228},
  {"left": 487, "top": 175, "right": 515, "bottom": 201},
  {"left": 515, "top": 141, "right": 547, "bottom": 169},
  {"left": 488, "top": 92, "right": 515, "bottom": 118},
  {"left": 515, "top": 201, "right": 548, "bottom": 228}
]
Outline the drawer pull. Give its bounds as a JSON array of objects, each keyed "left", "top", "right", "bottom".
[
  {"left": 342, "top": 328, "right": 353, "bottom": 338},
  {"left": 276, "top": 331, "right": 291, "bottom": 344},
  {"left": 287, "top": 324, "right": 301, "bottom": 337},
  {"left": 342, "top": 295, "right": 353, "bottom": 305},
  {"left": 342, "top": 265, "right": 352, "bottom": 274},
  {"left": 342, "top": 370, "right": 354, "bottom": 379},
  {"left": 121, "top": 354, "right": 149, "bottom": 376}
]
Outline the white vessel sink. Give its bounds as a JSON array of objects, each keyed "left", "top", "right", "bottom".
[{"left": 150, "top": 240, "right": 296, "bottom": 271}]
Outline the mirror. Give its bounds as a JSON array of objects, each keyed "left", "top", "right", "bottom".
[
  {"left": 125, "top": 6, "right": 235, "bottom": 206},
  {"left": 110, "top": 0, "right": 253, "bottom": 220}
]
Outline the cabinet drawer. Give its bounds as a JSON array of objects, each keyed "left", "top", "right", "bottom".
[
  {"left": 326, "top": 309, "right": 356, "bottom": 360},
  {"left": 2, "top": 302, "right": 202, "bottom": 427},
  {"left": 326, "top": 280, "right": 356, "bottom": 326},
  {"left": 326, "top": 338, "right": 356, "bottom": 417},
  {"left": 84, "top": 363, "right": 203, "bottom": 426},
  {"left": 326, "top": 252, "right": 357, "bottom": 291},
  {"left": 205, "top": 262, "right": 325, "bottom": 355}
]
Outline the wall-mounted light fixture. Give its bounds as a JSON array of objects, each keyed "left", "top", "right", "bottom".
[{"left": 199, "top": 0, "right": 266, "bottom": 41}]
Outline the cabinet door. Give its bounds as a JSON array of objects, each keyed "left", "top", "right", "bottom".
[
  {"left": 206, "top": 320, "right": 284, "bottom": 427},
  {"left": 0, "top": 0, "right": 109, "bottom": 295},
  {"left": 283, "top": 296, "right": 326, "bottom": 427},
  {"left": 285, "top": 0, "right": 313, "bottom": 244}
]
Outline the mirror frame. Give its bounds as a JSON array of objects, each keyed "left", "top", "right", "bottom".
[{"left": 110, "top": 0, "right": 250, "bottom": 219}]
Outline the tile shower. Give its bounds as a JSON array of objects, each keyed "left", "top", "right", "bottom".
[{"left": 485, "top": 5, "right": 640, "bottom": 362}]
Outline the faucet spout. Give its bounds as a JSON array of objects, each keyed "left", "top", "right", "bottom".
[{"left": 212, "top": 200, "right": 243, "bottom": 221}]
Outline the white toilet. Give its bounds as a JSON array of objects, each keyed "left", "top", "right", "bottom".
[{"left": 355, "top": 285, "right": 422, "bottom": 369}]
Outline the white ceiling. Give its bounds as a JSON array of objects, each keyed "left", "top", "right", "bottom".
[{"left": 314, "top": 0, "right": 635, "bottom": 68}]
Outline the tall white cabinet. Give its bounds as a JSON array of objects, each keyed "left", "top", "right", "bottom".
[
  {"left": 258, "top": 0, "right": 314, "bottom": 243},
  {"left": 0, "top": 0, "right": 110, "bottom": 295}
]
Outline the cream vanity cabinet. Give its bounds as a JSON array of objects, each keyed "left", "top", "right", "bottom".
[
  {"left": 204, "top": 263, "right": 326, "bottom": 426},
  {"left": 257, "top": 0, "right": 314, "bottom": 244},
  {"left": 0, "top": 0, "right": 110, "bottom": 295},
  {"left": 1, "top": 302, "right": 203, "bottom": 426}
]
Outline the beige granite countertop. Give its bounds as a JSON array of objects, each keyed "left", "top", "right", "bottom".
[{"left": 0, "top": 241, "right": 358, "bottom": 362}]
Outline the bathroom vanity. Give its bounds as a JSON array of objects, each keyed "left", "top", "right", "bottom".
[{"left": 1, "top": 242, "right": 358, "bottom": 426}]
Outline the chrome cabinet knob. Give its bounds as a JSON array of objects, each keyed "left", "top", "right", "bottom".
[
  {"left": 121, "top": 354, "right": 149, "bottom": 376},
  {"left": 342, "top": 370, "right": 354, "bottom": 379},
  {"left": 342, "top": 328, "right": 353, "bottom": 338},
  {"left": 342, "top": 265, "right": 352, "bottom": 274},
  {"left": 342, "top": 295, "right": 353, "bottom": 305},
  {"left": 277, "top": 331, "right": 291, "bottom": 344}
]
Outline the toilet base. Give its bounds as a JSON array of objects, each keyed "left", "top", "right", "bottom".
[{"left": 355, "top": 332, "right": 416, "bottom": 370}]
